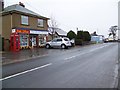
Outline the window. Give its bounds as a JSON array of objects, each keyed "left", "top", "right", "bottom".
[
  {"left": 64, "top": 39, "right": 69, "bottom": 41},
  {"left": 52, "top": 39, "right": 57, "bottom": 42},
  {"left": 20, "top": 34, "right": 29, "bottom": 47},
  {"left": 38, "top": 19, "right": 44, "bottom": 27},
  {"left": 21, "top": 15, "right": 28, "bottom": 25},
  {"left": 57, "top": 39, "right": 62, "bottom": 42}
]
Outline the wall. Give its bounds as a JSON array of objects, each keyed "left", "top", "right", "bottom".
[
  {"left": 117, "top": 2, "right": 120, "bottom": 89},
  {"left": 13, "top": 13, "right": 48, "bottom": 30},
  {"left": 118, "top": 2, "right": 120, "bottom": 58},
  {"left": 2, "top": 14, "right": 12, "bottom": 39}
]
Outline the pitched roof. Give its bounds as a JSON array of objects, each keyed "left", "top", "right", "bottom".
[
  {"left": 48, "top": 27, "right": 67, "bottom": 36},
  {"left": 2, "top": 4, "right": 49, "bottom": 19}
]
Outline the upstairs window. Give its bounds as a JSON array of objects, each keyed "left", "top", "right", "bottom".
[
  {"left": 38, "top": 19, "right": 44, "bottom": 27},
  {"left": 21, "top": 15, "right": 28, "bottom": 25}
]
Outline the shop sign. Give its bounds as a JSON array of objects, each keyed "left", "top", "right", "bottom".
[
  {"left": 12, "top": 29, "right": 16, "bottom": 33},
  {"left": 16, "top": 29, "right": 30, "bottom": 34},
  {"left": 30, "top": 30, "right": 48, "bottom": 35}
]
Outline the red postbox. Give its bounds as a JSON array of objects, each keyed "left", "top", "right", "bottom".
[{"left": 10, "top": 33, "right": 20, "bottom": 52}]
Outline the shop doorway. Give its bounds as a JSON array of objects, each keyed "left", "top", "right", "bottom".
[{"left": 29, "top": 35, "right": 38, "bottom": 48}]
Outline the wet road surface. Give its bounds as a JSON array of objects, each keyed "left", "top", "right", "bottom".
[{"left": 2, "top": 43, "right": 118, "bottom": 88}]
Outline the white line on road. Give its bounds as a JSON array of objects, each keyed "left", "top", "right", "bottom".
[
  {"left": 64, "top": 44, "right": 111, "bottom": 60},
  {"left": 112, "top": 64, "right": 118, "bottom": 88},
  {"left": 0, "top": 63, "right": 52, "bottom": 81},
  {"left": 64, "top": 53, "right": 85, "bottom": 60}
]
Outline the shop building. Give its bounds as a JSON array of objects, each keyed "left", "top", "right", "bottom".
[{"left": 1, "top": 3, "right": 49, "bottom": 51}]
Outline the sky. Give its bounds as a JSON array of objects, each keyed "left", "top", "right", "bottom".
[{"left": 4, "top": 0, "right": 119, "bottom": 38}]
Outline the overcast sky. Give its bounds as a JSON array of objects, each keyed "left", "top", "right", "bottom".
[{"left": 4, "top": 0, "right": 119, "bottom": 37}]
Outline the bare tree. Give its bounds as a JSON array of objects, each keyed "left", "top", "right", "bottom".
[
  {"left": 109, "top": 26, "right": 118, "bottom": 40},
  {"left": 48, "top": 16, "right": 58, "bottom": 39}
]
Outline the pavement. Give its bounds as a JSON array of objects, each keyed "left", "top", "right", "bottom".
[
  {"left": 2, "top": 43, "right": 119, "bottom": 88},
  {"left": 1, "top": 44, "right": 97, "bottom": 65},
  {"left": 2, "top": 48, "right": 64, "bottom": 65}
]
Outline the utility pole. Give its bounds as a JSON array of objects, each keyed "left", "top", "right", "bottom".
[
  {"left": 76, "top": 27, "right": 79, "bottom": 33},
  {"left": 97, "top": 28, "right": 99, "bottom": 35}
]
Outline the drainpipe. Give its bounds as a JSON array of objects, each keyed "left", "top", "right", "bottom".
[{"left": 10, "top": 12, "right": 12, "bottom": 31}]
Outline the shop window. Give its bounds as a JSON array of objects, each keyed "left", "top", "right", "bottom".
[
  {"left": 39, "top": 35, "right": 46, "bottom": 46},
  {"left": 20, "top": 34, "right": 29, "bottom": 47},
  {"left": 21, "top": 15, "right": 29, "bottom": 25},
  {"left": 38, "top": 19, "right": 44, "bottom": 27}
]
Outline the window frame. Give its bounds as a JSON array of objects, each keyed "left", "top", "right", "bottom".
[
  {"left": 21, "top": 15, "right": 29, "bottom": 25},
  {"left": 38, "top": 19, "right": 44, "bottom": 27}
]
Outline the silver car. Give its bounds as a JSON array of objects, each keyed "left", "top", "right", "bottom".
[{"left": 46, "top": 37, "right": 71, "bottom": 49}]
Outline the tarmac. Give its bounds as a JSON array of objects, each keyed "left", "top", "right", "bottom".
[
  {"left": 1, "top": 43, "right": 120, "bottom": 89},
  {"left": 0, "top": 43, "right": 112, "bottom": 66},
  {"left": 1, "top": 48, "right": 59, "bottom": 65}
]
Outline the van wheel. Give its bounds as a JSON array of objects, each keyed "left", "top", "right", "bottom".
[
  {"left": 61, "top": 44, "right": 66, "bottom": 49},
  {"left": 46, "top": 44, "right": 50, "bottom": 49}
]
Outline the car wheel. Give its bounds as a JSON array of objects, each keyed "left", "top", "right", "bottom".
[
  {"left": 61, "top": 44, "right": 66, "bottom": 49},
  {"left": 46, "top": 44, "right": 50, "bottom": 49}
]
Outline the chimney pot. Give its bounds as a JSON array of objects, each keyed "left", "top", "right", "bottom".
[{"left": 19, "top": 2, "right": 25, "bottom": 7}]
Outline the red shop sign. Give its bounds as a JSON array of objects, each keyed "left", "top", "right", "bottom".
[{"left": 16, "top": 29, "right": 30, "bottom": 34}]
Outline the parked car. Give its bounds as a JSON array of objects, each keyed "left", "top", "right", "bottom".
[
  {"left": 70, "top": 39, "right": 75, "bottom": 47},
  {"left": 46, "top": 37, "right": 71, "bottom": 49}
]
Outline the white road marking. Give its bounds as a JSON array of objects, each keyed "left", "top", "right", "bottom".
[
  {"left": 64, "top": 53, "right": 85, "bottom": 60},
  {"left": 112, "top": 64, "right": 118, "bottom": 88},
  {"left": 65, "top": 44, "right": 110, "bottom": 60},
  {"left": 0, "top": 63, "right": 52, "bottom": 81}
]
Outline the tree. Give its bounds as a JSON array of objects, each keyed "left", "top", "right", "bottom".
[
  {"left": 109, "top": 26, "right": 118, "bottom": 40},
  {"left": 83, "top": 31, "right": 91, "bottom": 41},
  {"left": 75, "top": 31, "right": 84, "bottom": 45},
  {"left": 75, "top": 30, "right": 91, "bottom": 45},
  {"left": 76, "top": 31, "right": 84, "bottom": 39},
  {"left": 48, "top": 16, "right": 58, "bottom": 39},
  {"left": 67, "top": 30, "right": 76, "bottom": 40}
]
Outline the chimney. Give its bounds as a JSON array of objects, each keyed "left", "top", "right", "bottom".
[{"left": 19, "top": 2, "right": 25, "bottom": 7}]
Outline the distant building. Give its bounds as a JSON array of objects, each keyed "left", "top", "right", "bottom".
[
  {"left": 91, "top": 34, "right": 104, "bottom": 43},
  {"left": 48, "top": 27, "right": 67, "bottom": 41},
  {"left": 1, "top": 3, "right": 49, "bottom": 51}
]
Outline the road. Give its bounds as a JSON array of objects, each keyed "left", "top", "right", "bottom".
[{"left": 2, "top": 43, "right": 118, "bottom": 88}]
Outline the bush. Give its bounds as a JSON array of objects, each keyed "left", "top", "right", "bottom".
[
  {"left": 75, "top": 39, "right": 83, "bottom": 45},
  {"left": 67, "top": 30, "right": 76, "bottom": 40},
  {"left": 76, "top": 31, "right": 83, "bottom": 40},
  {"left": 83, "top": 31, "right": 91, "bottom": 41}
]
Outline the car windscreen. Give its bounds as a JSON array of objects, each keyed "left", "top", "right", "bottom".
[
  {"left": 57, "top": 39, "right": 62, "bottom": 42},
  {"left": 64, "top": 39, "right": 69, "bottom": 41}
]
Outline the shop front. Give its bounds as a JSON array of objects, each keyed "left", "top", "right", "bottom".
[
  {"left": 30, "top": 30, "right": 48, "bottom": 47},
  {"left": 29, "top": 34, "right": 38, "bottom": 48},
  {"left": 11, "top": 28, "right": 48, "bottom": 50},
  {"left": 15, "top": 29, "right": 30, "bottom": 49}
]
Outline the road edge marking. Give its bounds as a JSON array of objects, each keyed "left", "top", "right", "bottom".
[
  {"left": 0, "top": 63, "right": 52, "bottom": 81},
  {"left": 64, "top": 44, "right": 110, "bottom": 60}
]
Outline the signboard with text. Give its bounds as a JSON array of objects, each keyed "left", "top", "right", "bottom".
[{"left": 16, "top": 29, "right": 30, "bottom": 34}]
